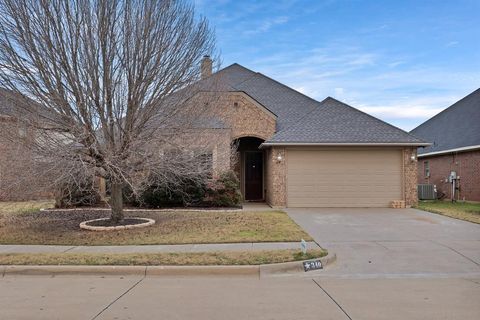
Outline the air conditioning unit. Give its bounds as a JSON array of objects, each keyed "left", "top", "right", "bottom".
[{"left": 418, "top": 184, "right": 437, "bottom": 200}]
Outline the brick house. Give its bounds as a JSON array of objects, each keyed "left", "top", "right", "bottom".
[
  {"left": 0, "top": 89, "right": 53, "bottom": 200},
  {"left": 1, "top": 58, "right": 429, "bottom": 207},
  {"left": 410, "top": 89, "right": 480, "bottom": 202},
  {"left": 186, "top": 58, "right": 428, "bottom": 208}
]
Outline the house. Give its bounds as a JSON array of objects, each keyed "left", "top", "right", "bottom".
[
  {"left": 0, "top": 89, "right": 53, "bottom": 200},
  {"left": 193, "top": 57, "right": 428, "bottom": 208},
  {"left": 410, "top": 89, "right": 480, "bottom": 201},
  {"left": 1, "top": 58, "right": 429, "bottom": 208}
]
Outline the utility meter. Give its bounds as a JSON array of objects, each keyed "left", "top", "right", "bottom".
[{"left": 449, "top": 171, "right": 457, "bottom": 183}]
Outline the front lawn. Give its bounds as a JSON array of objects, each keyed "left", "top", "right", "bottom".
[
  {"left": 0, "top": 202, "right": 312, "bottom": 245},
  {"left": 416, "top": 200, "right": 480, "bottom": 224},
  {"left": 0, "top": 249, "right": 326, "bottom": 266}
]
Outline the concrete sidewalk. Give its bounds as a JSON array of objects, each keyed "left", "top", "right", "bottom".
[{"left": 0, "top": 241, "right": 319, "bottom": 254}]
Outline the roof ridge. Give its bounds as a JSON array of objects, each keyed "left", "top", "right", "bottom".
[
  {"left": 252, "top": 71, "right": 323, "bottom": 105},
  {"left": 268, "top": 98, "right": 328, "bottom": 138},
  {"left": 410, "top": 87, "right": 480, "bottom": 132},
  {"left": 324, "top": 97, "right": 424, "bottom": 141}
]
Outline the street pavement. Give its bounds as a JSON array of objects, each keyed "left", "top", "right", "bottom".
[
  {"left": 1, "top": 274, "right": 479, "bottom": 319},
  {"left": 1, "top": 208, "right": 479, "bottom": 319}
]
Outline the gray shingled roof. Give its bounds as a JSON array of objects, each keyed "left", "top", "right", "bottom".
[
  {"left": 410, "top": 88, "right": 480, "bottom": 154},
  {"left": 211, "top": 64, "right": 427, "bottom": 145},
  {"left": 221, "top": 65, "right": 318, "bottom": 130},
  {"left": 265, "top": 97, "right": 427, "bottom": 144}
]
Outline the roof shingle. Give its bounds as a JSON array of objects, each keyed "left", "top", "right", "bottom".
[{"left": 410, "top": 88, "right": 480, "bottom": 154}]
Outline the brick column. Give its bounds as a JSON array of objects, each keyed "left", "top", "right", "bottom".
[
  {"left": 403, "top": 147, "right": 418, "bottom": 207},
  {"left": 265, "top": 147, "right": 286, "bottom": 207}
]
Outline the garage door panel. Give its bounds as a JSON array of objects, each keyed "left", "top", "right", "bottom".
[{"left": 286, "top": 149, "right": 402, "bottom": 207}]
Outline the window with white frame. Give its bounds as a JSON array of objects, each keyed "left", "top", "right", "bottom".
[{"left": 424, "top": 161, "right": 430, "bottom": 178}]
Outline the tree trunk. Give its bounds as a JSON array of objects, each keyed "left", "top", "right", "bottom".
[{"left": 110, "top": 182, "right": 124, "bottom": 223}]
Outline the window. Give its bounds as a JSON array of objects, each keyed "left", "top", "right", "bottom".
[{"left": 424, "top": 161, "right": 430, "bottom": 178}]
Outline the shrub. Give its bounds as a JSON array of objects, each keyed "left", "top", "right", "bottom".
[
  {"left": 139, "top": 179, "right": 206, "bottom": 208},
  {"left": 54, "top": 176, "right": 102, "bottom": 208},
  {"left": 204, "top": 170, "right": 242, "bottom": 207}
]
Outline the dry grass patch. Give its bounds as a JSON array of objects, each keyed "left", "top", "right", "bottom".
[
  {"left": 0, "top": 249, "right": 326, "bottom": 266},
  {"left": 416, "top": 200, "right": 480, "bottom": 224},
  {"left": 0, "top": 203, "right": 312, "bottom": 245},
  {"left": 0, "top": 200, "right": 54, "bottom": 215}
]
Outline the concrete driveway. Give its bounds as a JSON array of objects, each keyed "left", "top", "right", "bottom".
[{"left": 286, "top": 208, "right": 480, "bottom": 278}]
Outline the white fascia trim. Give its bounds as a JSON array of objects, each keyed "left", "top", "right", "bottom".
[
  {"left": 418, "top": 144, "right": 480, "bottom": 158},
  {"left": 259, "top": 142, "right": 431, "bottom": 148}
]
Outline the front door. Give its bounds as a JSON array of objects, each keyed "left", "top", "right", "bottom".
[{"left": 245, "top": 151, "right": 263, "bottom": 200}]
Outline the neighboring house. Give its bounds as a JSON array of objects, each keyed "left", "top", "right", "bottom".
[
  {"left": 191, "top": 57, "right": 428, "bottom": 208},
  {"left": 410, "top": 89, "right": 480, "bottom": 202},
  {"left": 0, "top": 89, "right": 53, "bottom": 200}
]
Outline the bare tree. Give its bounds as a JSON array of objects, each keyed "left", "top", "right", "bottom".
[{"left": 0, "top": 0, "right": 222, "bottom": 222}]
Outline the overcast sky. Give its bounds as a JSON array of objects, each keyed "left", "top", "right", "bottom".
[{"left": 194, "top": 0, "right": 480, "bottom": 131}]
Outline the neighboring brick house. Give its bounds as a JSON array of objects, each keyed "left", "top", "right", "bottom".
[
  {"left": 0, "top": 89, "right": 53, "bottom": 200},
  {"left": 410, "top": 89, "right": 480, "bottom": 202},
  {"left": 1, "top": 58, "right": 429, "bottom": 208}
]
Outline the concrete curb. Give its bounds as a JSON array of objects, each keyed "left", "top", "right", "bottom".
[
  {"left": 2, "top": 265, "right": 147, "bottom": 276},
  {"left": 146, "top": 265, "right": 259, "bottom": 277},
  {"left": 260, "top": 252, "right": 337, "bottom": 277},
  {"left": 1, "top": 252, "right": 335, "bottom": 277},
  {"left": 1, "top": 265, "right": 258, "bottom": 277}
]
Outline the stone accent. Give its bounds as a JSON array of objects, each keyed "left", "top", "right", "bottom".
[
  {"left": 417, "top": 150, "right": 480, "bottom": 201},
  {"left": 390, "top": 200, "right": 406, "bottom": 209},
  {"left": 265, "top": 147, "right": 286, "bottom": 207},
  {"left": 403, "top": 147, "right": 418, "bottom": 207},
  {"left": 221, "top": 92, "right": 276, "bottom": 141}
]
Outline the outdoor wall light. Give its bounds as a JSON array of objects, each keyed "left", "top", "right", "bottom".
[
  {"left": 410, "top": 154, "right": 417, "bottom": 162},
  {"left": 276, "top": 154, "right": 283, "bottom": 162}
]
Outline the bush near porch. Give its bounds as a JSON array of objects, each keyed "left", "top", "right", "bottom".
[
  {"left": 56, "top": 170, "right": 242, "bottom": 209},
  {"left": 0, "top": 202, "right": 313, "bottom": 245}
]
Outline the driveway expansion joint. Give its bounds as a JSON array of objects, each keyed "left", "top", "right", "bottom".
[
  {"left": 312, "top": 279, "right": 352, "bottom": 320},
  {"left": 430, "top": 240, "right": 480, "bottom": 268}
]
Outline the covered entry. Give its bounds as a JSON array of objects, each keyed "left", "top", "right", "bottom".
[
  {"left": 287, "top": 148, "right": 403, "bottom": 207},
  {"left": 234, "top": 137, "right": 265, "bottom": 201}
]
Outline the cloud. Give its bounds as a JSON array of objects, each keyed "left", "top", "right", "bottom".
[
  {"left": 248, "top": 45, "right": 479, "bottom": 130},
  {"left": 243, "top": 16, "right": 289, "bottom": 35}
]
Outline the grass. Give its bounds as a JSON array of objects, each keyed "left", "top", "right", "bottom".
[
  {"left": 0, "top": 249, "right": 326, "bottom": 266},
  {"left": 416, "top": 200, "right": 480, "bottom": 224},
  {"left": 0, "top": 201, "right": 312, "bottom": 245},
  {"left": 0, "top": 200, "right": 54, "bottom": 215}
]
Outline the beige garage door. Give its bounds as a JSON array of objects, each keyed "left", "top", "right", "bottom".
[{"left": 287, "top": 149, "right": 403, "bottom": 207}]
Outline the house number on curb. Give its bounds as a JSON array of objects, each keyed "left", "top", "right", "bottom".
[{"left": 303, "top": 260, "right": 322, "bottom": 272}]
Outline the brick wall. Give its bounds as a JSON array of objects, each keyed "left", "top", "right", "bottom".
[
  {"left": 403, "top": 147, "right": 418, "bottom": 207},
  {"left": 417, "top": 150, "right": 480, "bottom": 201},
  {"left": 265, "top": 147, "right": 286, "bottom": 207},
  {"left": 0, "top": 116, "right": 53, "bottom": 200}
]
